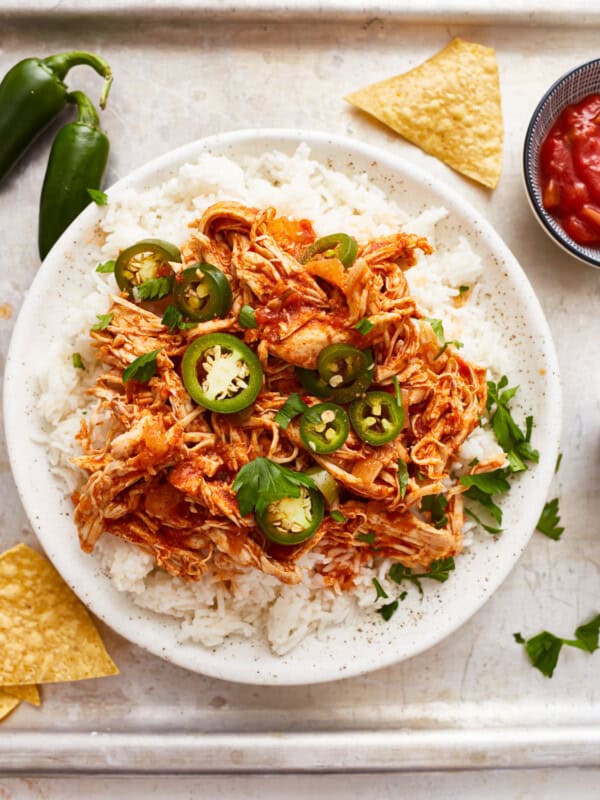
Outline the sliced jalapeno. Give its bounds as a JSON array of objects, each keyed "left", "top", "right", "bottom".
[
  {"left": 181, "top": 333, "right": 263, "bottom": 414},
  {"left": 296, "top": 367, "right": 331, "bottom": 398},
  {"left": 115, "top": 238, "right": 181, "bottom": 298},
  {"left": 305, "top": 465, "right": 340, "bottom": 506},
  {"left": 300, "top": 233, "right": 358, "bottom": 268},
  {"left": 349, "top": 391, "right": 405, "bottom": 446},
  {"left": 300, "top": 403, "right": 349, "bottom": 454},
  {"left": 174, "top": 263, "right": 232, "bottom": 322},
  {"left": 256, "top": 487, "right": 324, "bottom": 545},
  {"left": 318, "top": 344, "right": 368, "bottom": 387}
]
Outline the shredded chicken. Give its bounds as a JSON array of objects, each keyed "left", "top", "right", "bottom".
[{"left": 73, "top": 201, "right": 491, "bottom": 588}]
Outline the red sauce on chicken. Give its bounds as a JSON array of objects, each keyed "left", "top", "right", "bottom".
[{"left": 540, "top": 93, "right": 600, "bottom": 245}]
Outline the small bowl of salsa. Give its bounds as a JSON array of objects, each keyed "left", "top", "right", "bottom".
[{"left": 523, "top": 58, "right": 600, "bottom": 268}]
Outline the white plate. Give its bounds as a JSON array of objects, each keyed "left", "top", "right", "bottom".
[{"left": 4, "top": 129, "right": 561, "bottom": 686}]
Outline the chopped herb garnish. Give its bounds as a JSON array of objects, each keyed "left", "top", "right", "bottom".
[
  {"left": 468, "top": 457, "right": 480, "bottom": 467},
  {"left": 426, "top": 317, "right": 463, "bottom": 360},
  {"left": 514, "top": 614, "right": 600, "bottom": 677},
  {"left": 397, "top": 460, "right": 409, "bottom": 499},
  {"left": 72, "top": 352, "right": 85, "bottom": 370},
  {"left": 135, "top": 276, "right": 172, "bottom": 301},
  {"left": 96, "top": 259, "right": 115, "bottom": 273},
  {"left": 388, "top": 557, "right": 455, "bottom": 595},
  {"left": 536, "top": 498, "right": 564, "bottom": 540},
  {"left": 239, "top": 304, "right": 258, "bottom": 329},
  {"left": 87, "top": 188, "right": 108, "bottom": 205},
  {"left": 555, "top": 452, "right": 563, "bottom": 473},
  {"left": 458, "top": 285, "right": 470, "bottom": 295},
  {"left": 122, "top": 349, "right": 161, "bottom": 384},
  {"left": 91, "top": 312, "right": 113, "bottom": 331},
  {"left": 232, "top": 457, "right": 315, "bottom": 517},
  {"left": 378, "top": 600, "right": 399, "bottom": 621},
  {"left": 274, "top": 393, "right": 309, "bottom": 430},
  {"left": 464, "top": 507, "right": 502, "bottom": 535},
  {"left": 357, "top": 531, "right": 376, "bottom": 546},
  {"left": 372, "top": 577, "right": 388, "bottom": 600},
  {"left": 330, "top": 510, "right": 346, "bottom": 523},
  {"left": 355, "top": 317, "right": 375, "bottom": 335},
  {"left": 392, "top": 375, "right": 402, "bottom": 406},
  {"left": 161, "top": 304, "right": 197, "bottom": 332},
  {"left": 486, "top": 376, "right": 539, "bottom": 470},
  {"left": 399, "top": 591, "right": 408, "bottom": 601},
  {"left": 420, "top": 493, "right": 449, "bottom": 528},
  {"left": 460, "top": 469, "right": 511, "bottom": 495}
]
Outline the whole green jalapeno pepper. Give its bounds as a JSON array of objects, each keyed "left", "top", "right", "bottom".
[
  {"left": 38, "top": 91, "right": 110, "bottom": 259},
  {"left": 0, "top": 51, "right": 112, "bottom": 185}
]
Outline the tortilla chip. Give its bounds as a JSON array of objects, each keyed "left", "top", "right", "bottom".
[
  {"left": 2, "top": 684, "right": 41, "bottom": 706},
  {"left": 0, "top": 691, "right": 21, "bottom": 721},
  {"left": 345, "top": 38, "right": 503, "bottom": 189},
  {"left": 0, "top": 544, "right": 119, "bottom": 685}
]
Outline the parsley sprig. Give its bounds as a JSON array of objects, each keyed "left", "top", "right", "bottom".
[
  {"left": 135, "top": 277, "right": 172, "bottom": 301},
  {"left": 161, "top": 304, "right": 197, "bottom": 332},
  {"left": 388, "top": 557, "right": 455, "bottom": 596},
  {"left": 274, "top": 393, "right": 309, "bottom": 430},
  {"left": 122, "top": 349, "right": 161, "bottom": 384},
  {"left": 420, "top": 494, "right": 449, "bottom": 529},
  {"left": 536, "top": 498, "right": 564, "bottom": 540},
  {"left": 232, "top": 457, "right": 316, "bottom": 517},
  {"left": 514, "top": 614, "right": 600, "bottom": 677},
  {"left": 426, "top": 317, "right": 464, "bottom": 361}
]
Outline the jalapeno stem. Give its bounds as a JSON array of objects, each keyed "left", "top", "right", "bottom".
[{"left": 44, "top": 51, "right": 113, "bottom": 108}]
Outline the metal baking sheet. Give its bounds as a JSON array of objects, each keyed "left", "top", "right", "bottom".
[{"left": 0, "top": 8, "right": 599, "bottom": 774}]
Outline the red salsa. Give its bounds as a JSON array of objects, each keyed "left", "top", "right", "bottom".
[{"left": 540, "top": 93, "right": 600, "bottom": 245}]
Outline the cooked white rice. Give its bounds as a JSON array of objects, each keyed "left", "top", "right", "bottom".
[{"left": 35, "top": 145, "right": 506, "bottom": 655}]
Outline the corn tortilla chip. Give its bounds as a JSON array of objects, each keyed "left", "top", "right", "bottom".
[
  {"left": 0, "top": 544, "right": 118, "bottom": 685},
  {"left": 345, "top": 38, "right": 503, "bottom": 189},
  {"left": 0, "top": 691, "right": 21, "bottom": 721},
  {"left": 2, "top": 684, "right": 41, "bottom": 706}
]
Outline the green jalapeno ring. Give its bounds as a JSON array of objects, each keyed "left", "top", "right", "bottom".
[
  {"left": 300, "top": 402, "right": 349, "bottom": 454},
  {"left": 317, "top": 343, "right": 369, "bottom": 389},
  {"left": 115, "top": 238, "right": 181, "bottom": 298},
  {"left": 300, "top": 233, "right": 359, "bottom": 269},
  {"left": 349, "top": 390, "right": 405, "bottom": 446},
  {"left": 181, "top": 333, "right": 263, "bottom": 414},
  {"left": 296, "top": 363, "right": 373, "bottom": 404},
  {"left": 173, "top": 263, "right": 232, "bottom": 322},
  {"left": 256, "top": 487, "right": 324, "bottom": 545},
  {"left": 296, "top": 367, "right": 331, "bottom": 398}
]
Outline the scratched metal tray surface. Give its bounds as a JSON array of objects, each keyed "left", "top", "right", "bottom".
[{"left": 0, "top": 7, "right": 598, "bottom": 774}]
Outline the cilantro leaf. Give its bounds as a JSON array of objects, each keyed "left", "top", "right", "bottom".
[
  {"left": 377, "top": 600, "right": 399, "bottom": 621},
  {"left": 397, "top": 460, "right": 409, "bottom": 499},
  {"left": 463, "top": 485, "right": 503, "bottom": 525},
  {"left": 122, "top": 349, "right": 161, "bottom": 384},
  {"left": 426, "top": 317, "right": 444, "bottom": 341},
  {"left": 420, "top": 494, "right": 448, "bottom": 528},
  {"left": 96, "top": 259, "right": 115, "bottom": 273},
  {"left": 356, "top": 531, "right": 376, "bottom": 546},
  {"left": 573, "top": 614, "right": 600, "bottom": 653},
  {"left": 232, "top": 457, "right": 316, "bottom": 517},
  {"left": 330, "top": 510, "right": 346, "bottom": 523},
  {"left": 72, "top": 352, "right": 85, "bottom": 370},
  {"left": 388, "top": 557, "right": 455, "bottom": 595},
  {"left": 536, "top": 498, "right": 564, "bottom": 541},
  {"left": 460, "top": 470, "right": 511, "bottom": 495},
  {"left": 274, "top": 394, "right": 309, "bottom": 430},
  {"left": 372, "top": 577, "right": 388, "bottom": 600},
  {"left": 486, "top": 376, "right": 540, "bottom": 470},
  {"left": 91, "top": 312, "right": 113, "bottom": 331},
  {"left": 135, "top": 277, "right": 172, "bottom": 301},
  {"left": 514, "top": 614, "right": 600, "bottom": 677},
  {"left": 161, "top": 304, "right": 196, "bottom": 332},
  {"left": 87, "top": 188, "right": 108, "bottom": 205},
  {"left": 464, "top": 507, "right": 502, "bottom": 535},
  {"left": 355, "top": 317, "right": 374, "bottom": 335},
  {"left": 239, "top": 305, "right": 258, "bottom": 329},
  {"left": 555, "top": 452, "right": 563, "bottom": 473}
]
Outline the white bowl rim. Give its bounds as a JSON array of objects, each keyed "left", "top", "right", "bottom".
[{"left": 4, "top": 127, "right": 562, "bottom": 685}]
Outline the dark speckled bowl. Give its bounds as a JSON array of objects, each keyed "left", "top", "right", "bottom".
[{"left": 523, "top": 57, "right": 600, "bottom": 269}]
